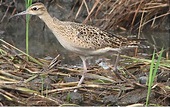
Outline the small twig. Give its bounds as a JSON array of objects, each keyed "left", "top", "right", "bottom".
[
  {"left": 83, "top": 0, "right": 100, "bottom": 23},
  {"left": 0, "top": 6, "right": 9, "bottom": 22},
  {"left": 75, "top": 0, "right": 84, "bottom": 19},
  {"left": 140, "top": 12, "right": 170, "bottom": 28}
]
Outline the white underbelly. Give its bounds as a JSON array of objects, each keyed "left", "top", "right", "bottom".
[{"left": 53, "top": 33, "right": 83, "bottom": 54}]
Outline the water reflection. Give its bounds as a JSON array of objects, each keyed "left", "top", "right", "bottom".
[{"left": 142, "top": 31, "right": 169, "bottom": 51}]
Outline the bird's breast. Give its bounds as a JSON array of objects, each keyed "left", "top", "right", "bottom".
[{"left": 52, "top": 31, "right": 96, "bottom": 56}]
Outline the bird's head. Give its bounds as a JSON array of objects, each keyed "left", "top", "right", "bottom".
[{"left": 13, "top": 3, "right": 47, "bottom": 17}]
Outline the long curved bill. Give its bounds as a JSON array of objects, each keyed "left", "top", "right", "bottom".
[
  {"left": 13, "top": 11, "right": 28, "bottom": 17},
  {"left": 10, "top": 11, "right": 28, "bottom": 19}
]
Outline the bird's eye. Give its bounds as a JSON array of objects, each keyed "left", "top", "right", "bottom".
[{"left": 32, "top": 7, "right": 38, "bottom": 11}]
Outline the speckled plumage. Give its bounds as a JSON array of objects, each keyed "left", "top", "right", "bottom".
[
  {"left": 49, "top": 18, "right": 138, "bottom": 56},
  {"left": 13, "top": 3, "right": 139, "bottom": 87}
]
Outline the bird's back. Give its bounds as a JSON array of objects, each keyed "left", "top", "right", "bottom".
[{"left": 62, "top": 20, "right": 137, "bottom": 48}]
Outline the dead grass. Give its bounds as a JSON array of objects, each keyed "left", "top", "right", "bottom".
[
  {"left": 73, "top": 0, "right": 169, "bottom": 32},
  {"left": 1, "top": 0, "right": 169, "bottom": 32},
  {"left": 0, "top": 39, "right": 169, "bottom": 106}
]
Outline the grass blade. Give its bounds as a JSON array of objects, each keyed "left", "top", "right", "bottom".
[
  {"left": 146, "top": 48, "right": 163, "bottom": 106},
  {"left": 25, "top": 0, "right": 32, "bottom": 60}
]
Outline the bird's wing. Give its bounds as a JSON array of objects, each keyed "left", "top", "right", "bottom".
[{"left": 69, "top": 22, "right": 130, "bottom": 49}]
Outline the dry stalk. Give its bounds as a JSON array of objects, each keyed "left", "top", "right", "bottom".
[{"left": 73, "top": 0, "right": 169, "bottom": 31}]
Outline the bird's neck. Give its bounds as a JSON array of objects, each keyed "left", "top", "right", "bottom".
[{"left": 38, "top": 12, "right": 63, "bottom": 32}]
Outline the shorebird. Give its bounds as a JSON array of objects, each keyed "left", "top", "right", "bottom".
[{"left": 13, "top": 2, "right": 139, "bottom": 86}]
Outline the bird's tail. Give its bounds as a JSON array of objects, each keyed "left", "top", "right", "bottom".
[{"left": 121, "top": 38, "right": 149, "bottom": 49}]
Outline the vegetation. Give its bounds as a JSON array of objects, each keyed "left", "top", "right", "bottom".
[
  {"left": 25, "top": 0, "right": 32, "bottom": 59},
  {"left": 72, "top": 0, "right": 169, "bottom": 32},
  {"left": 146, "top": 49, "right": 163, "bottom": 106},
  {"left": 0, "top": 39, "right": 169, "bottom": 106}
]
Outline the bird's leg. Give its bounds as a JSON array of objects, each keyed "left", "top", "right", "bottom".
[
  {"left": 113, "top": 52, "right": 120, "bottom": 72},
  {"left": 112, "top": 50, "right": 123, "bottom": 79},
  {"left": 77, "top": 56, "right": 87, "bottom": 86}
]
